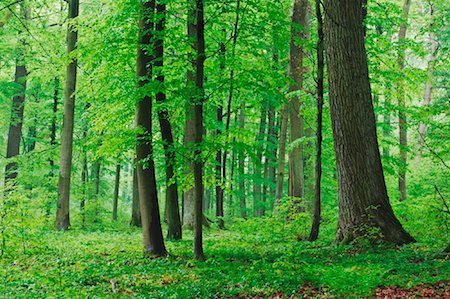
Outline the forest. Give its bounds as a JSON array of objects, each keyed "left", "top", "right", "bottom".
[{"left": 0, "top": 0, "right": 449, "bottom": 297}]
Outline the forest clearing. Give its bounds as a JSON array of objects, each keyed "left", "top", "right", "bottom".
[{"left": 0, "top": 0, "right": 449, "bottom": 298}]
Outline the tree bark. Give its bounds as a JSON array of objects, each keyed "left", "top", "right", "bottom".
[
  {"left": 155, "top": 1, "right": 182, "bottom": 240},
  {"left": 324, "top": 0, "right": 415, "bottom": 245},
  {"left": 183, "top": 0, "right": 197, "bottom": 229},
  {"left": 308, "top": 0, "right": 324, "bottom": 242},
  {"left": 275, "top": 105, "right": 289, "bottom": 202},
  {"left": 193, "top": 0, "right": 205, "bottom": 260},
  {"left": 5, "top": 0, "right": 29, "bottom": 185},
  {"left": 112, "top": 164, "right": 121, "bottom": 221},
  {"left": 253, "top": 105, "right": 267, "bottom": 216},
  {"left": 416, "top": 5, "right": 437, "bottom": 159},
  {"left": 130, "top": 167, "right": 141, "bottom": 227},
  {"left": 238, "top": 105, "right": 247, "bottom": 218},
  {"left": 397, "top": 0, "right": 412, "bottom": 202},
  {"left": 135, "top": 0, "right": 167, "bottom": 257},
  {"left": 55, "top": 0, "right": 79, "bottom": 230},
  {"left": 288, "top": 0, "right": 310, "bottom": 200}
]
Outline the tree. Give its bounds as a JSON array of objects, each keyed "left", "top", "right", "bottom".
[
  {"left": 324, "top": 0, "right": 415, "bottom": 245},
  {"left": 193, "top": 0, "right": 205, "bottom": 260},
  {"left": 397, "top": 0, "right": 412, "bottom": 201},
  {"left": 154, "top": 1, "right": 182, "bottom": 240},
  {"left": 308, "top": 0, "right": 324, "bottom": 242},
  {"left": 55, "top": 0, "right": 79, "bottom": 230},
  {"left": 135, "top": 0, "right": 166, "bottom": 257},
  {"left": 112, "top": 163, "right": 120, "bottom": 221},
  {"left": 288, "top": 0, "right": 310, "bottom": 200},
  {"left": 5, "top": 0, "right": 28, "bottom": 185}
]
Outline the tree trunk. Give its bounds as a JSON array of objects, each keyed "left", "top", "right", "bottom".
[
  {"left": 382, "top": 83, "right": 392, "bottom": 157},
  {"left": 308, "top": 0, "right": 324, "bottom": 242},
  {"left": 416, "top": 5, "right": 437, "bottom": 159},
  {"left": 155, "top": 1, "right": 182, "bottom": 240},
  {"left": 5, "top": 0, "right": 29, "bottom": 185},
  {"left": 55, "top": 0, "right": 79, "bottom": 230},
  {"left": 135, "top": 0, "right": 167, "bottom": 257},
  {"left": 324, "top": 0, "right": 415, "bottom": 245},
  {"left": 267, "top": 104, "right": 278, "bottom": 203},
  {"left": 276, "top": 105, "right": 289, "bottom": 202},
  {"left": 193, "top": 0, "right": 205, "bottom": 261},
  {"left": 183, "top": 0, "right": 197, "bottom": 229},
  {"left": 397, "top": 0, "right": 412, "bottom": 202},
  {"left": 253, "top": 105, "right": 267, "bottom": 216},
  {"left": 130, "top": 167, "right": 141, "bottom": 227},
  {"left": 238, "top": 105, "right": 247, "bottom": 218},
  {"left": 288, "top": 0, "right": 310, "bottom": 200},
  {"left": 215, "top": 41, "right": 226, "bottom": 228},
  {"left": 112, "top": 164, "right": 121, "bottom": 222}
]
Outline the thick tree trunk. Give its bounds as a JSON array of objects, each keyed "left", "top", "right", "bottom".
[
  {"left": 55, "top": 0, "right": 79, "bottom": 230},
  {"left": 112, "top": 164, "right": 121, "bottom": 221},
  {"left": 135, "top": 0, "right": 167, "bottom": 257},
  {"left": 130, "top": 167, "right": 141, "bottom": 227},
  {"left": 324, "top": 0, "right": 415, "bottom": 245},
  {"left": 288, "top": 0, "right": 310, "bottom": 200},
  {"left": 5, "top": 0, "right": 29, "bottom": 185},
  {"left": 308, "top": 0, "right": 324, "bottom": 242},
  {"left": 155, "top": 2, "right": 182, "bottom": 240},
  {"left": 397, "top": 0, "right": 412, "bottom": 202},
  {"left": 193, "top": 0, "right": 205, "bottom": 260}
]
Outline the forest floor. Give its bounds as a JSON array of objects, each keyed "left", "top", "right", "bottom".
[{"left": 1, "top": 217, "right": 449, "bottom": 298}]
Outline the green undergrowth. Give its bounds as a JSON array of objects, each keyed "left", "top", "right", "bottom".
[{"left": 1, "top": 216, "right": 449, "bottom": 299}]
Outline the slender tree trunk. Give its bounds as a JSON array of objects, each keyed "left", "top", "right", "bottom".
[
  {"left": 288, "top": 0, "right": 310, "bottom": 200},
  {"left": 55, "top": 0, "right": 79, "bottom": 230},
  {"left": 46, "top": 78, "right": 59, "bottom": 217},
  {"left": 215, "top": 41, "right": 226, "bottom": 228},
  {"left": 324, "top": 0, "right": 415, "bottom": 245},
  {"left": 112, "top": 164, "right": 121, "bottom": 221},
  {"left": 215, "top": 104, "right": 224, "bottom": 227},
  {"left": 397, "top": 0, "right": 412, "bottom": 202},
  {"left": 383, "top": 83, "right": 392, "bottom": 157},
  {"left": 276, "top": 105, "right": 289, "bottom": 202},
  {"left": 25, "top": 94, "right": 38, "bottom": 153},
  {"left": 5, "top": 1, "right": 29, "bottom": 185},
  {"left": 308, "top": 0, "right": 324, "bottom": 241},
  {"left": 238, "top": 105, "right": 247, "bottom": 218},
  {"left": 135, "top": 0, "right": 167, "bottom": 257},
  {"left": 220, "top": 0, "right": 241, "bottom": 220},
  {"left": 92, "top": 158, "right": 101, "bottom": 222},
  {"left": 130, "top": 167, "right": 141, "bottom": 227},
  {"left": 267, "top": 105, "right": 278, "bottom": 203},
  {"left": 80, "top": 149, "right": 87, "bottom": 225},
  {"left": 253, "top": 105, "right": 267, "bottom": 216},
  {"left": 183, "top": 0, "right": 197, "bottom": 229},
  {"left": 193, "top": 0, "right": 205, "bottom": 261},
  {"left": 417, "top": 5, "right": 437, "bottom": 159},
  {"left": 155, "top": 1, "right": 182, "bottom": 240}
]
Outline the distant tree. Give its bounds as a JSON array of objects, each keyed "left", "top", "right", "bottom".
[{"left": 324, "top": 0, "right": 415, "bottom": 245}]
